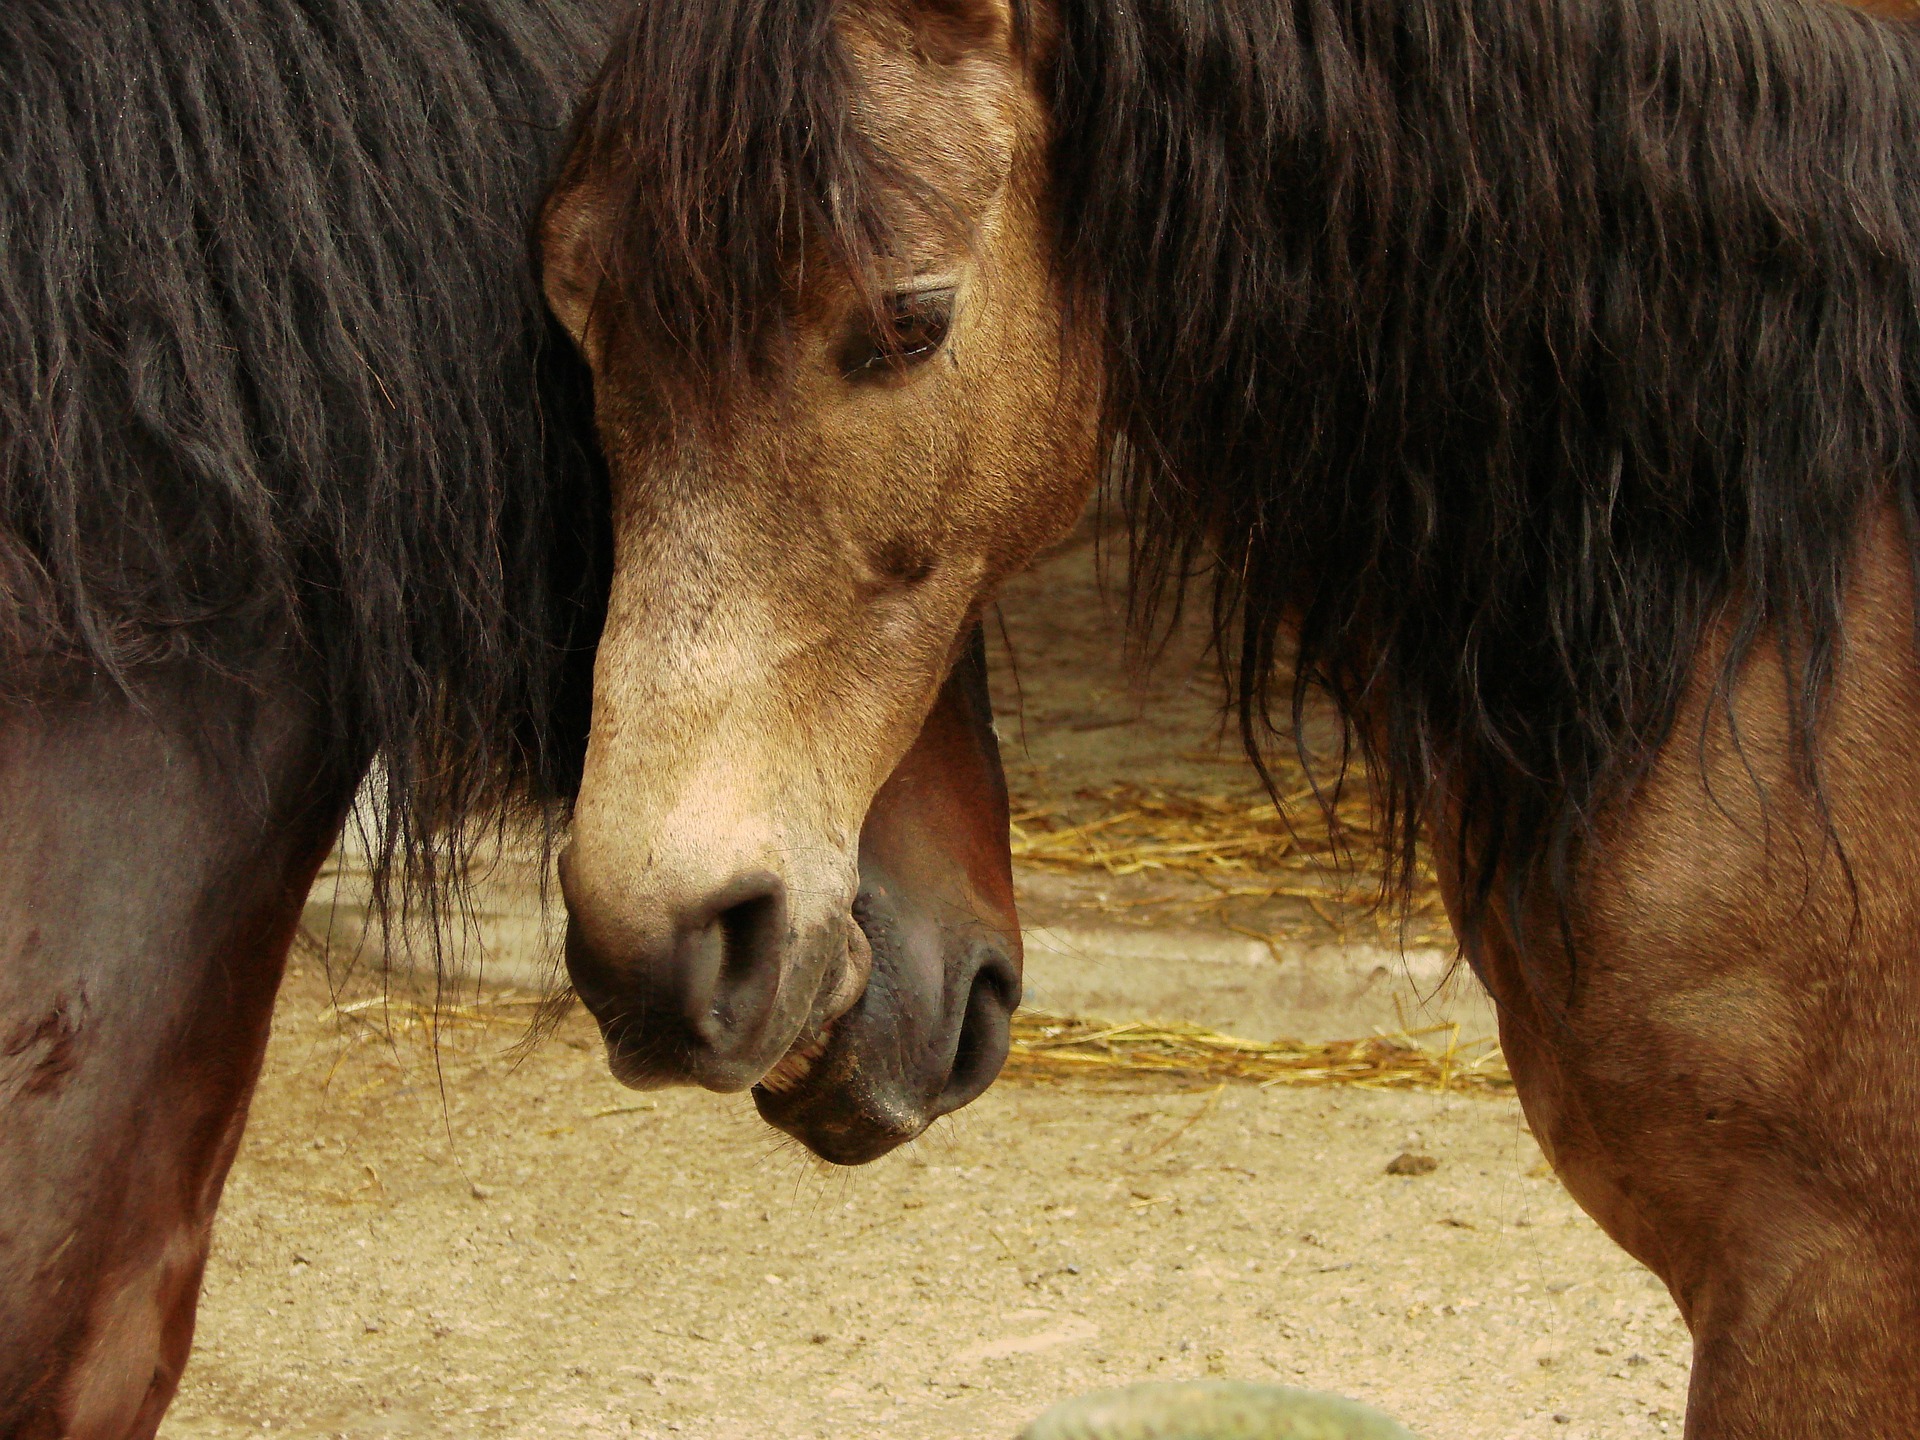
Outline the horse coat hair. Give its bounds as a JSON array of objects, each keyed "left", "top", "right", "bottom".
[
  {"left": 0, "top": 0, "right": 613, "bottom": 882},
  {"left": 562, "top": 0, "right": 1920, "bottom": 969},
  {"left": 1038, "top": 0, "right": 1920, "bottom": 956}
]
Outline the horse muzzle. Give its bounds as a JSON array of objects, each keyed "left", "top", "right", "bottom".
[
  {"left": 751, "top": 860, "right": 1022, "bottom": 1165},
  {"left": 562, "top": 865, "right": 867, "bottom": 1094}
]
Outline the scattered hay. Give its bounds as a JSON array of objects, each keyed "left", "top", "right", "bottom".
[
  {"left": 313, "top": 923, "right": 1509, "bottom": 1099},
  {"left": 1005, "top": 1009, "right": 1511, "bottom": 1095},
  {"left": 321, "top": 994, "right": 1512, "bottom": 1098},
  {"left": 323, "top": 989, "right": 546, "bottom": 1041},
  {"left": 1006, "top": 774, "right": 1452, "bottom": 947},
  {"left": 1009, "top": 777, "right": 1369, "bottom": 879}
]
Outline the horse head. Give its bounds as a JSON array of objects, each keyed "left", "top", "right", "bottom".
[
  {"left": 539, "top": 0, "right": 1087, "bottom": 1138},
  {"left": 754, "top": 628, "right": 1020, "bottom": 1162}
]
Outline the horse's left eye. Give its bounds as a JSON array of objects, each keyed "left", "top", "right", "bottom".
[{"left": 840, "top": 287, "right": 956, "bottom": 380}]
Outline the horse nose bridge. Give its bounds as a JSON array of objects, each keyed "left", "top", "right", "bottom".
[{"left": 560, "top": 802, "right": 781, "bottom": 965}]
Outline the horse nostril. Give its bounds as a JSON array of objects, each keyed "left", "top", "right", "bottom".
[
  {"left": 692, "top": 874, "right": 787, "bottom": 1042},
  {"left": 938, "top": 945, "right": 1019, "bottom": 1112}
]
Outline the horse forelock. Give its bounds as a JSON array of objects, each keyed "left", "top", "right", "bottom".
[
  {"left": 554, "top": 0, "right": 964, "bottom": 418},
  {"left": 0, "top": 0, "right": 615, "bottom": 895},
  {"left": 1041, "top": 0, "right": 1920, "bottom": 963}
]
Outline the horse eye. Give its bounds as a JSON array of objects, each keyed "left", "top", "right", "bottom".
[{"left": 839, "top": 287, "right": 956, "bottom": 380}]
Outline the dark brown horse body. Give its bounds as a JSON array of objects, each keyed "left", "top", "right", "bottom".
[
  {"left": 546, "top": 0, "right": 1920, "bottom": 1430},
  {"left": 0, "top": 3, "right": 1021, "bottom": 1434},
  {"left": 1477, "top": 510, "right": 1920, "bottom": 1432},
  {"left": 0, "top": 657, "right": 349, "bottom": 1439},
  {"left": 0, "top": 643, "right": 1014, "bottom": 1437}
]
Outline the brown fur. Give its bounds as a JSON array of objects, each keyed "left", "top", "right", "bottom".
[
  {"left": 544, "top": 0, "right": 1094, "bottom": 1085},
  {"left": 0, "top": 660, "right": 352, "bottom": 1439},
  {"left": 547, "top": 0, "right": 1920, "bottom": 1428},
  {"left": 1460, "top": 508, "right": 1920, "bottom": 1430}
]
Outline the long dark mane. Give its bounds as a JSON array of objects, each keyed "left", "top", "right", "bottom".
[
  {"left": 546, "top": 0, "right": 1920, "bottom": 975},
  {"left": 1045, "top": 0, "right": 1920, "bottom": 965},
  {"left": 0, "top": 0, "right": 614, "bottom": 888},
  {"left": 553, "top": 0, "right": 941, "bottom": 411}
]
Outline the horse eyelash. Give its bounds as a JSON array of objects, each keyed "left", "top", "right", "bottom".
[{"left": 840, "top": 287, "right": 957, "bottom": 380}]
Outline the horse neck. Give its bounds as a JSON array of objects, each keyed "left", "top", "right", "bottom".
[
  {"left": 1051, "top": 0, "right": 1920, "bottom": 931},
  {"left": 1054, "top": 0, "right": 1920, "bottom": 499}
]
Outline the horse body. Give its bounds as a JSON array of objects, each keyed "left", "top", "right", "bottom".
[
  {"left": 1, "top": 3, "right": 1025, "bottom": 1433},
  {"left": 3, "top": 3, "right": 607, "bottom": 1426},
  {"left": 549, "top": 0, "right": 1920, "bottom": 1428},
  {"left": 0, "top": 657, "right": 349, "bottom": 1438},
  {"left": 1482, "top": 506, "right": 1920, "bottom": 1429},
  {"left": 1043, "top": 1, "right": 1920, "bottom": 1423}
]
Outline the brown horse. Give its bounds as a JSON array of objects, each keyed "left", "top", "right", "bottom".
[
  {"left": 0, "top": 631, "right": 1014, "bottom": 1439},
  {"left": 545, "top": 0, "right": 1920, "bottom": 1431},
  {"left": 0, "top": 2, "right": 1020, "bottom": 1434}
]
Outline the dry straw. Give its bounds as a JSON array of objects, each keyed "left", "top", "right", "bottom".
[
  {"left": 1005, "top": 1009, "right": 1511, "bottom": 1095},
  {"left": 998, "top": 754, "right": 1501, "bottom": 1091},
  {"left": 317, "top": 991, "right": 1511, "bottom": 1097},
  {"left": 1006, "top": 769, "right": 1452, "bottom": 948}
]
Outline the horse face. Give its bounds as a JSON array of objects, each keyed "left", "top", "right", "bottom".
[
  {"left": 542, "top": 0, "right": 1092, "bottom": 1098},
  {"left": 755, "top": 631, "right": 1021, "bottom": 1161}
]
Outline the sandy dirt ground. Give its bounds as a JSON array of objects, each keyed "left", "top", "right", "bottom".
[
  {"left": 985, "top": 527, "right": 1453, "bottom": 953},
  {"left": 164, "top": 532, "right": 1696, "bottom": 1440},
  {"left": 164, "top": 966, "right": 1689, "bottom": 1440}
]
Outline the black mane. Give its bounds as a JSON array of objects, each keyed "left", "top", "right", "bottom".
[
  {"left": 554, "top": 0, "right": 927, "bottom": 415},
  {"left": 0, "top": 0, "right": 614, "bottom": 883},
  {"left": 1045, "top": 0, "right": 1920, "bottom": 960}
]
